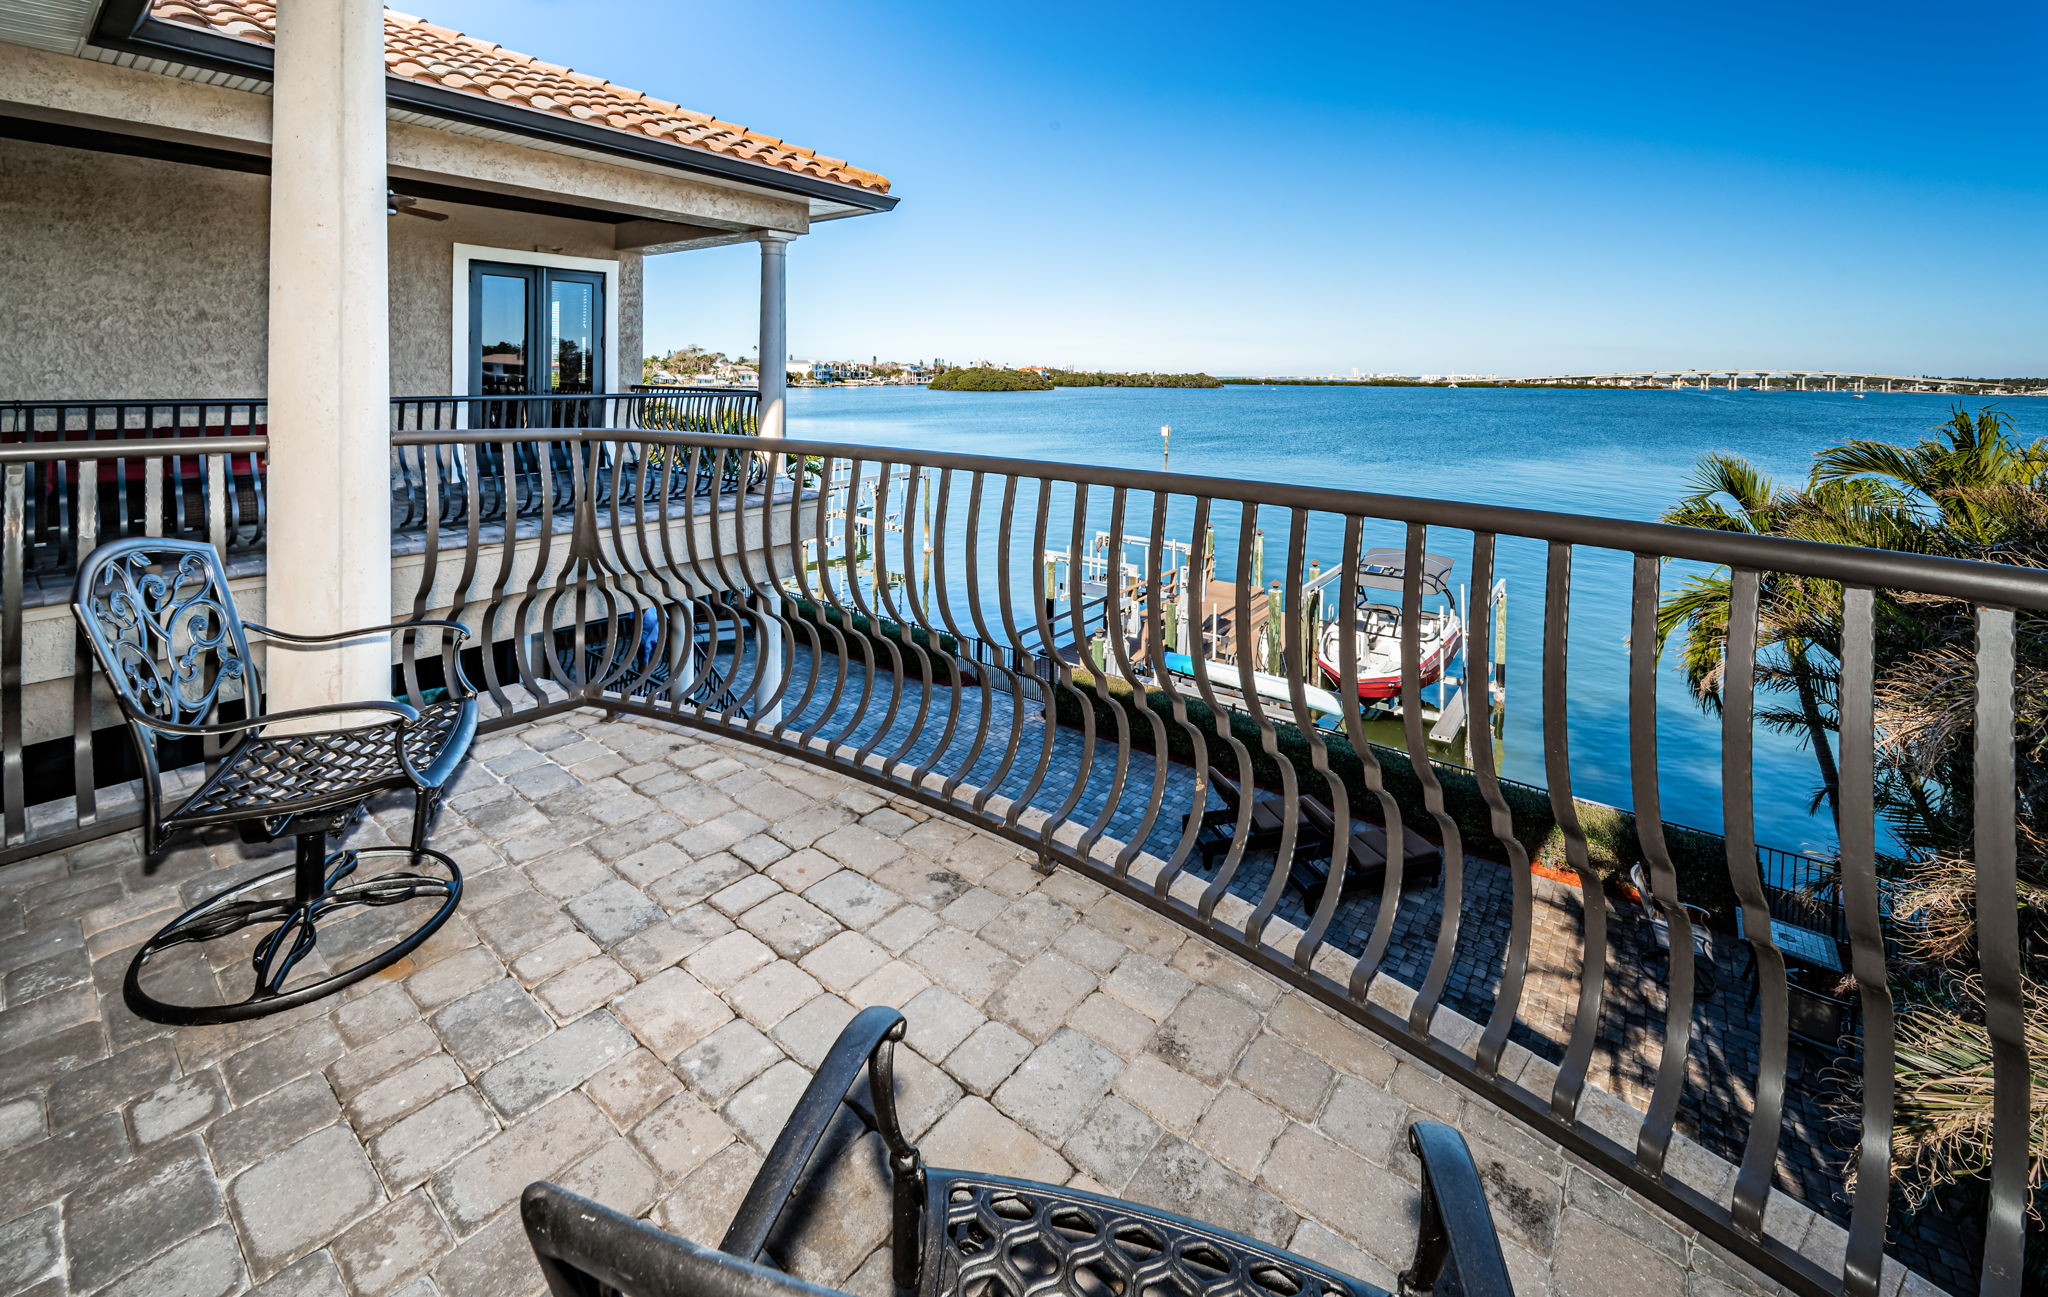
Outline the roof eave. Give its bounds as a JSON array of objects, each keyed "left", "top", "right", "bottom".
[{"left": 88, "top": 0, "right": 899, "bottom": 214}]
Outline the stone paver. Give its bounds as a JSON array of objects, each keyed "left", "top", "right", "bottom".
[
  {"left": 0, "top": 715, "right": 1836, "bottom": 1297},
  {"left": 228, "top": 1124, "right": 384, "bottom": 1277}
]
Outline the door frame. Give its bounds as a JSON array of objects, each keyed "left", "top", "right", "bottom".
[{"left": 449, "top": 244, "right": 620, "bottom": 397}]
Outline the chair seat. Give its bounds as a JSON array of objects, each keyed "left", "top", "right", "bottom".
[
  {"left": 168, "top": 696, "right": 477, "bottom": 831},
  {"left": 926, "top": 1171, "right": 1385, "bottom": 1297}
]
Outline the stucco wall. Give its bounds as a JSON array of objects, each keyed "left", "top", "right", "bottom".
[
  {"left": 388, "top": 200, "right": 642, "bottom": 396},
  {"left": 0, "top": 138, "right": 270, "bottom": 400},
  {"left": 0, "top": 136, "right": 643, "bottom": 401}
]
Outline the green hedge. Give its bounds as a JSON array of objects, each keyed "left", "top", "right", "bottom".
[
  {"left": 785, "top": 598, "right": 969, "bottom": 685},
  {"left": 1050, "top": 664, "right": 1742, "bottom": 923}
]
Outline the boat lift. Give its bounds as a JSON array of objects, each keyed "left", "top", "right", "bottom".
[{"left": 1048, "top": 531, "right": 1506, "bottom": 750}]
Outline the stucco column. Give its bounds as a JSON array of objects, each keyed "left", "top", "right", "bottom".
[
  {"left": 264, "top": 0, "right": 392, "bottom": 712},
  {"left": 756, "top": 232, "right": 796, "bottom": 438}
]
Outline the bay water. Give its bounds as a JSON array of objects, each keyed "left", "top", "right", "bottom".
[{"left": 787, "top": 383, "right": 2022, "bottom": 858}]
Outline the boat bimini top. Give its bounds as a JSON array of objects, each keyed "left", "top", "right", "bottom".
[{"left": 1353, "top": 548, "right": 1454, "bottom": 600}]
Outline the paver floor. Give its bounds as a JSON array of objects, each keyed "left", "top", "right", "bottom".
[{"left": 0, "top": 712, "right": 1900, "bottom": 1297}]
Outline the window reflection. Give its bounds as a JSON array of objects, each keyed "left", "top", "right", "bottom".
[
  {"left": 477, "top": 274, "right": 528, "bottom": 396},
  {"left": 550, "top": 281, "right": 596, "bottom": 395}
]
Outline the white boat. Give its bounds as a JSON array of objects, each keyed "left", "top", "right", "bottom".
[
  {"left": 1312, "top": 550, "right": 1464, "bottom": 699},
  {"left": 1160, "top": 651, "right": 1345, "bottom": 719}
]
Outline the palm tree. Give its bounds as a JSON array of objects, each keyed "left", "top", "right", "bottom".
[
  {"left": 1657, "top": 453, "right": 1915, "bottom": 819},
  {"left": 1810, "top": 406, "right": 2048, "bottom": 546},
  {"left": 1662, "top": 408, "right": 2048, "bottom": 1250}
]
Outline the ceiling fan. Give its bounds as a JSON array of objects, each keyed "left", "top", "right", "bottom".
[{"left": 386, "top": 190, "right": 449, "bottom": 221}]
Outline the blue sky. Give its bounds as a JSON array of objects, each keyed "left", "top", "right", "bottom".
[{"left": 418, "top": 0, "right": 2044, "bottom": 377}]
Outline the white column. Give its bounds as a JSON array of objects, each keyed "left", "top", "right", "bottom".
[
  {"left": 756, "top": 232, "right": 796, "bottom": 438},
  {"left": 263, "top": 0, "right": 392, "bottom": 713}
]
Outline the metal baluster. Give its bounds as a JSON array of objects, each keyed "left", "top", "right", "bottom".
[
  {"left": 1837, "top": 585, "right": 1893, "bottom": 1297},
  {"left": 795, "top": 453, "right": 856, "bottom": 747},
  {"left": 1240, "top": 508, "right": 1310, "bottom": 949},
  {"left": 1401, "top": 523, "right": 1469, "bottom": 1039},
  {"left": 976, "top": 474, "right": 1042, "bottom": 818},
  {"left": 1019, "top": 480, "right": 1090, "bottom": 842},
  {"left": 838, "top": 462, "right": 900, "bottom": 760},
  {"left": 1072, "top": 485, "right": 1138, "bottom": 866},
  {"left": 1629, "top": 551, "right": 1696, "bottom": 1174},
  {"left": 701, "top": 442, "right": 765, "bottom": 724},
  {"left": 1972, "top": 604, "right": 2026, "bottom": 1297},
  {"left": 513, "top": 438, "right": 562, "bottom": 703},
  {"left": 616, "top": 441, "right": 676, "bottom": 707},
  {"left": 402, "top": 438, "right": 444, "bottom": 707},
  {"left": 1096, "top": 488, "right": 1173, "bottom": 879},
  {"left": 849, "top": 464, "right": 912, "bottom": 770},
  {"left": 70, "top": 463, "right": 99, "bottom": 825},
  {"left": 2, "top": 464, "right": 27, "bottom": 846},
  {"left": 911, "top": 469, "right": 971, "bottom": 791},
  {"left": 1136, "top": 488, "right": 1212, "bottom": 895},
  {"left": 878, "top": 467, "right": 945, "bottom": 774},
  {"left": 1195, "top": 509, "right": 1268, "bottom": 926},
  {"left": 1336, "top": 514, "right": 1411, "bottom": 996},
  {"left": 1721, "top": 567, "right": 1788, "bottom": 1239},
  {"left": 673, "top": 446, "right": 737, "bottom": 720},
  {"left": 1545, "top": 542, "right": 1607, "bottom": 1122},
  {"left": 1469, "top": 532, "right": 1533, "bottom": 1075}
]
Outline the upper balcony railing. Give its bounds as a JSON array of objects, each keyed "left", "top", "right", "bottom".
[
  {"left": 0, "top": 421, "right": 2038, "bottom": 1297},
  {"left": 0, "top": 389, "right": 759, "bottom": 579}
]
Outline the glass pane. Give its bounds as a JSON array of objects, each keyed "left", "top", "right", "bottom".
[
  {"left": 477, "top": 274, "right": 529, "bottom": 396},
  {"left": 549, "top": 279, "right": 597, "bottom": 395}
]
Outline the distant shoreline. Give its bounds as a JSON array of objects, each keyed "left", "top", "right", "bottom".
[{"left": 1215, "top": 378, "right": 2043, "bottom": 394}]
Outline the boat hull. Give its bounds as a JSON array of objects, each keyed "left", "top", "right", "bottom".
[{"left": 1315, "top": 620, "right": 1462, "bottom": 699}]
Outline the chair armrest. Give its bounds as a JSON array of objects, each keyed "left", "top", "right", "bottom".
[
  {"left": 246, "top": 618, "right": 472, "bottom": 646},
  {"left": 249, "top": 619, "right": 478, "bottom": 704},
  {"left": 142, "top": 698, "right": 421, "bottom": 738},
  {"left": 1399, "top": 1121, "right": 1516, "bottom": 1297},
  {"left": 522, "top": 1182, "right": 851, "bottom": 1297},
  {"left": 721, "top": 1006, "right": 923, "bottom": 1284}
]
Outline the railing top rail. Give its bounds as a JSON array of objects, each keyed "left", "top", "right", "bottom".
[
  {"left": 390, "top": 426, "right": 2048, "bottom": 611},
  {"left": 2, "top": 390, "right": 756, "bottom": 409},
  {"left": 0, "top": 398, "right": 268, "bottom": 411},
  {"left": 627, "top": 384, "right": 762, "bottom": 395},
  {"left": 0, "top": 435, "right": 271, "bottom": 462},
  {"left": 396, "top": 389, "right": 757, "bottom": 401}
]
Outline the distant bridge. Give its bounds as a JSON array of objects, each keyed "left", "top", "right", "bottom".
[{"left": 1519, "top": 369, "right": 2033, "bottom": 395}]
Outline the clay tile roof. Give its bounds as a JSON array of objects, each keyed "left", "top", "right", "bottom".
[{"left": 147, "top": 1, "right": 891, "bottom": 195}]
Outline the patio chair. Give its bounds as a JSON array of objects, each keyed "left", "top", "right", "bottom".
[
  {"left": 72, "top": 537, "right": 477, "bottom": 1025},
  {"left": 1183, "top": 769, "right": 1331, "bottom": 872},
  {"left": 1627, "top": 862, "right": 1717, "bottom": 998},
  {"left": 1290, "top": 793, "right": 1442, "bottom": 908},
  {"left": 523, "top": 1006, "right": 1516, "bottom": 1297}
]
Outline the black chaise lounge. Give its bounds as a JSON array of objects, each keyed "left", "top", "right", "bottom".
[
  {"left": 72, "top": 537, "right": 476, "bottom": 1025},
  {"left": 1185, "top": 769, "right": 1333, "bottom": 870},
  {"left": 523, "top": 1006, "right": 1516, "bottom": 1297},
  {"left": 1291, "top": 792, "right": 1442, "bottom": 907}
]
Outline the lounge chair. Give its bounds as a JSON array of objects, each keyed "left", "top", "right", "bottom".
[
  {"left": 1628, "top": 862, "right": 1718, "bottom": 997},
  {"left": 523, "top": 1006, "right": 1517, "bottom": 1297},
  {"left": 1181, "top": 769, "right": 1330, "bottom": 870},
  {"left": 1289, "top": 793, "right": 1442, "bottom": 907}
]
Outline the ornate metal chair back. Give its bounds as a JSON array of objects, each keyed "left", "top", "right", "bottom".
[{"left": 71, "top": 537, "right": 258, "bottom": 838}]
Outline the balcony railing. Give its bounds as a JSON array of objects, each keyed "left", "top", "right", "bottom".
[
  {"left": 0, "top": 390, "right": 759, "bottom": 578},
  {"left": 1, "top": 424, "right": 2039, "bottom": 1297}
]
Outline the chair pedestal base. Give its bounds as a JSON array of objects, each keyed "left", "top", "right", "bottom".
[{"left": 124, "top": 836, "right": 463, "bottom": 1026}]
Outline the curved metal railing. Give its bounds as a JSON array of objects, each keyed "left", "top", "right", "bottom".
[
  {"left": 2, "top": 424, "right": 2037, "bottom": 1297},
  {"left": 518, "top": 429, "right": 2032, "bottom": 1297}
]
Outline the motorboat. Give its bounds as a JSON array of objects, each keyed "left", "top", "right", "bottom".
[{"left": 1313, "top": 549, "right": 1464, "bottom": 699}]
